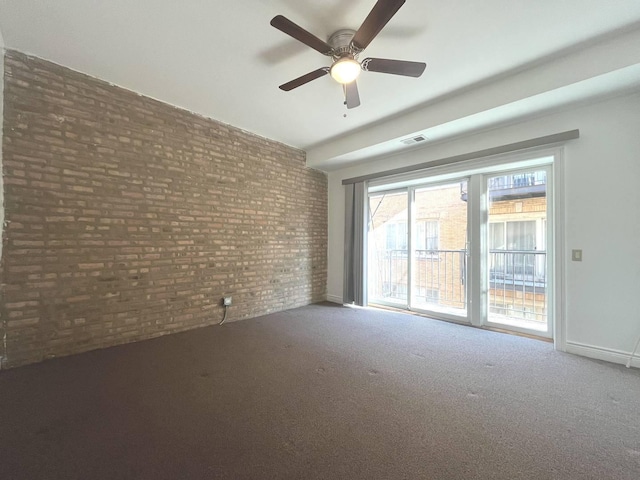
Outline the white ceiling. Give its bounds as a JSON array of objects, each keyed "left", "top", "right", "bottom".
[{"left": 1, "top": 0, "right": 640, "bottom": 170}]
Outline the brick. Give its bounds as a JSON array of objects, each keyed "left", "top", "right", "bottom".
[
  {"left": 7, "top": 318, "right": 41, "bottom": 328},
  {"left": 0, "top": 49, "right": 328, "bottom": 369}
]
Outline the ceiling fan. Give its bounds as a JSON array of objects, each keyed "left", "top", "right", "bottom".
[{"left": 270, "top": 0, "right": 426, "bottom": 109}]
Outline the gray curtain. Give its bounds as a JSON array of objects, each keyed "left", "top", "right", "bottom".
[{"left": 343, "top": 182, "right": 366, "bottom": 306}]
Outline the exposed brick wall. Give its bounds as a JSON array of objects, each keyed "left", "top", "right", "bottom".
[{"left": 0, "top": 50, "right": 328, "bottom": 368}]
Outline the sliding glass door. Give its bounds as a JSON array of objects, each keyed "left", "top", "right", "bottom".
[
  {"left": 484, "top": 167, "right": 551, "bottom": 336},
  {"left": 366, "top": 155, "right": 555, "bottom": 339},
  {"left": 368, "top": 190, "right": 409, "bottom": 308},
  {"left": 410, "top": 181, "right": 469, "bottom": 321},
  {"left": 367, "top": 179, "right": 470, "bottom": 322}
]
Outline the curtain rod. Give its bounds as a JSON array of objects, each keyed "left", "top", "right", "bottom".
[{"left": 341, "top": 129, "right": 579, "bottom": 185}]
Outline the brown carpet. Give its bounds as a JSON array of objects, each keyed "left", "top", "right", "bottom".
[{"left": 1, "top": 302, "right": 639, "bottom": 479}]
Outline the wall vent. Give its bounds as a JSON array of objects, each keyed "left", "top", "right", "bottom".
[{"left": 401, "top": 135, "right": 428, "bottom": 145}]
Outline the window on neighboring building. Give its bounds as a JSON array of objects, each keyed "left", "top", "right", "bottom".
[
  {"left": 489, "top": 221, "right": 536, "bottom": 251},
  {"left": 416, "top": 286, "right": 440, "bottom": 303},
  {"left": 416, "top": 220, "right": 439, "bottom": 252},
  {"left": 385, "top": 222, "right": 408, "bottom": 251},
  {"left": 385, "top": 220, "right": 439, "bottom": 254},
  {"left": 489, "top": 220, "right": 544, "bottom": 278}
]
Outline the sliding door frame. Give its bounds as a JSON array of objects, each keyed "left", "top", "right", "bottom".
[
  {"left": 409, "top": 176, "right": 472, "bottom": 325},
  {"left": 481, "top": 163, "right": 554, "bottom": 339},
  {"left": 366, "top": 187, "right": 410, "bottom": 309},
  {"left": 364, "top": 146, "right": 566, "bottom": 349}
]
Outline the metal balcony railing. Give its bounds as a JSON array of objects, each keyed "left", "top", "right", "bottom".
[
  {"left": 377, "top": 249, "right": 467, "bottom": 309},
  {"left": 489, "top": 249, "right": 546, "bottom": 291},
  {"left": 488, "top": 173, "right": 547, "bottom": 201},
  {"left": 461, "top": 173, "right": 547, "bottom": 202},
  {"left": 488, "top": 249, "right": 547, "bottom": 323},
  {"left": 414, "top": 249, "right": 467, "bottom": 309},
  {"left": 379, "top": 249, "right": 408, "bottom": 300},
  {"left": 489, "top": 173, "right": 546, "bottom": 190},
  {"left": 373, "top": 249, "right": 547, "bottom": 321}
]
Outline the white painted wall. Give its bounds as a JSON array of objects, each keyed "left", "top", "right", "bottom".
[{"left": 327, "top": 91, "right": 640, "bottom": 366}]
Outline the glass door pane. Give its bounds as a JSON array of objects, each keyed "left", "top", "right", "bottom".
[
  {"left": 486, "top": 169, "right": 549, "bottom": 334},
  {"left": 411, "top": 181, "right": 468, "bottom": 318},
  {"left": 368, "top": 191, "right": 409, "bottom": 307}
]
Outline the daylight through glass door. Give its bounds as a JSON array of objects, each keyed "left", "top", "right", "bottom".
[
  {"left": 410, "top": 181, "right": 469, "bottom": 318},
  {"left": 368, "top": 191, "right": 409, "bottom": 307},
  {"left": 486, "top": 169, "right": 549, "bottom": 333}
]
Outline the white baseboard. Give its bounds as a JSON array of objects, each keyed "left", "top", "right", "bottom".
[
  {"left": 326, "top": 294, "right": 343, "bottom": 304},
  {"left": 318, "top": 300, "right": 639, "bottom": 369},
  {"left": 565, "top": 341, "right": 640, "bottom": 369}
]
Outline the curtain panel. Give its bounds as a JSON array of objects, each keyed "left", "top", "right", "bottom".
[{"left": 343, "top": 181, "right": 366, "bottom": 306}]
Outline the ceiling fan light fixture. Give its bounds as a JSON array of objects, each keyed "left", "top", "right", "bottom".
[
  {"left": 330, "top": 57, "right": 361, "bottom": 84},
  {"left": 271, "top": 0, "right": 425, "bottom": 107}
]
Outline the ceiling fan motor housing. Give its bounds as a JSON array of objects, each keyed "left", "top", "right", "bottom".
[{"left": 328, "top": 29, "right": 359, "bottom": 59}]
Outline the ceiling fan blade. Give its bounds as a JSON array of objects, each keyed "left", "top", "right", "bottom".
[
  {"left": 279, "top": 68, "right": 329, "bottom": 91},
  {"left": 361, "top": 58, "right": 426, "bottom": 77},
  {"left": 351, "top": 0, "right": 406, "bottom": 51},
  {"left": 345, "top": 81, "right": 361, "bottom": 109},
  {"left": 270, "top": 15, "right": 334, "bottom": 56}
]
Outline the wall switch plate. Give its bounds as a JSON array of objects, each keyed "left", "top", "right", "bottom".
[
  {"left": 572, "top": 249, "right": 583, "bottom": 262},
  {"left": 223, "top": 296, "right": 232, "bottom": 306}
]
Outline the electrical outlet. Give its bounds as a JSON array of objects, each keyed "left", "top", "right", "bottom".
[{"left": 223, "top": 296, "right": 232, "bottom": 306}]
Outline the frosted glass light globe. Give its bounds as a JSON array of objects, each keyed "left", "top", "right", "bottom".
[{"left": 330, "top": 57, "right": 361, "bottom": 84}]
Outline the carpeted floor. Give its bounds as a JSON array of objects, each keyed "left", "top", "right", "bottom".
[{"left": 1, "top": 302, "right": 639, "bottom": 479}]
